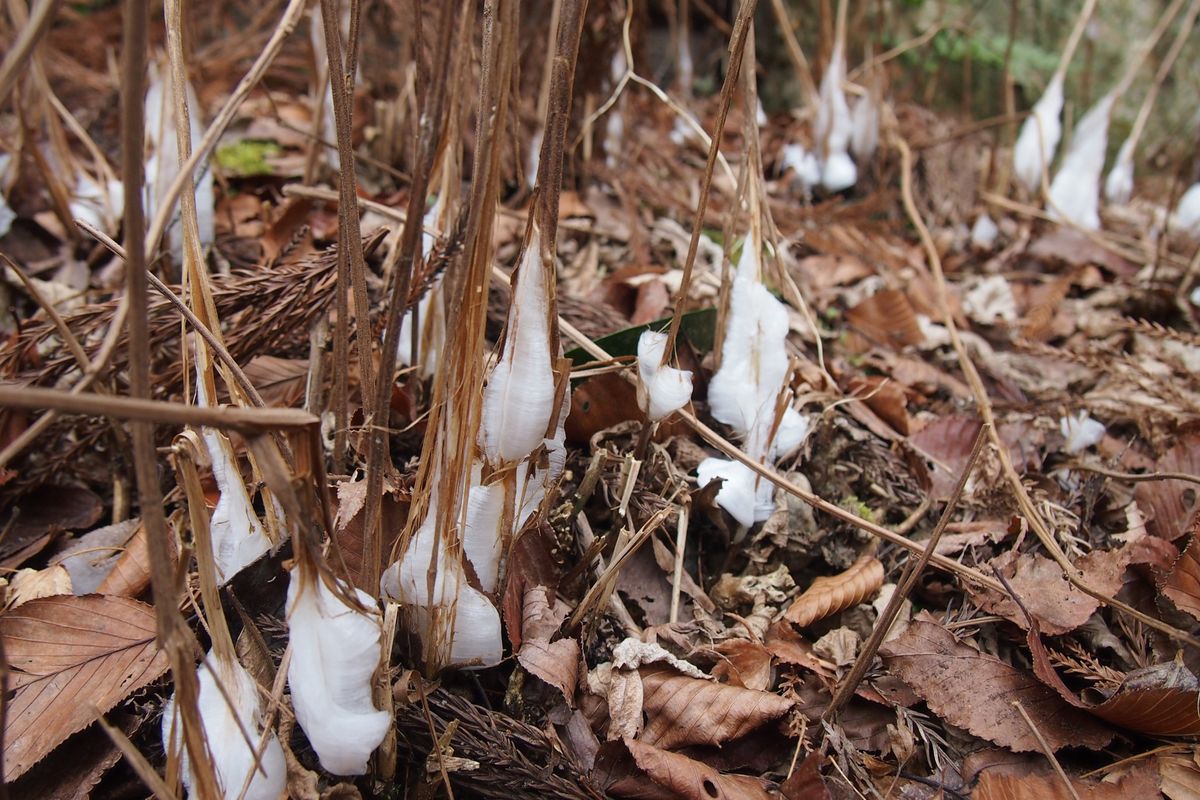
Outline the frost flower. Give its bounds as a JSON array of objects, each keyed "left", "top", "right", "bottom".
[
  {"left": 636, "top": 330, "right": 693, "bottom": 421},
  {"left": 1060, "top": 410, "right": 1105, "bottom": 455},
  {"left": 286, "top": 569, "right": 390, "bottom": 775},
  {"left": 1174, "top": 183, "right": 1200, "bottom": 239},
  {"left": 816, "top": 42, "right": 856, "bottom": 192},
  {"left": 1048, "top": 93, "right": 1115, "bottom": 231},
  {"left": 1013, "top": 74, "right": 1065, "bottom": 194},
  {"left": 162, "top": 653, "right": 286, "bottom": 800},
  {"left": 1104, "top": 138, "right": 1135, "bottom": 206}
]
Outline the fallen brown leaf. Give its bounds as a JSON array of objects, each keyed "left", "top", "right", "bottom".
[
  {"left": 973, "top": 761, "right": 1159, "bottom": 800},
  {"left": 845, "top": 289, "right": 924, "bottom": 349},
  {"left": 1163, "top": 533, "right": 1200, "bottom": 622},
  {"left": 1135, "top": 433, "right": 1200, "bottom": 542},
  {"left": 624, "top": 738, "right": 774, "bottom": 800},
  {"left": 1159, "top": 748, "right": 1200, "bottom": 800},
  {"left": 517, "top": 586, "right": 579, "bottom": 705},
  {"left": 779, "top": 750, "right": 832, "bottom": 800},
  {"left": 711, "top": 638, "right": 773, "bottom": 691},
  {"left": 1, "top": 595, "right": 170, "bottom": 780},
  {"left": 972, "top": 548, "right": 1130, "bottom": 635},
  {"left": 639, "top": 665, "right": 794, "bottom": 751},
  {"left": 879, "top": 619, "right": 1112, "bottom": 752},
  {"left": 95, "top": 523, "right": 150, "bottom": 598},
  {"left": 785, "top": 552, "right": 884, "bottom": 628},
  {"left": 3, "top": 565, "right": 71, "bottom": 609}
]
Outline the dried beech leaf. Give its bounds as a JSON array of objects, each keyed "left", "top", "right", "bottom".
[
  {"left": 624, "top": 738, "right": 774, "bottom": 800},
  {"left": 1027, "top": 615, "right": 1200, "bottom": 736},
  {"left": 639, "top": 665, "right": 793, "bottom": 750},
  {"left": 972, "top": 549, "right": 1130, "bottom": 635},
  {"left": 973, "top": 762, "right": 1159, "bottom": 800},
  {"left": 1135, "top": 433, "right": 1200, "bottom": 541},
  {"left": 879, "top": 619, "right": 1112, "bottom": 752},
  {"left": 518, "top": 638, "right": 580, "bottom": 706},
  {"left": 785, "top": 553, "right": 884, "bottom": 628},
  {"left": 241, "top": 355, "right": 309, "bottom": 407},
  {"left": 95, "top": 523, "right": 150, "bottom": 598},
  {"left": 1, "top": 595, "right": 170, "bottom": 780},
  {"left": 711, "top": 638, "right": 773, "bottom": 691},
  {"left": 780, "top": 750, "right": 832, "bottom": 800},
  {"left": 1163, "top": 533, "right": 1200, "bottom": 622},
  {"left": 1160, "top": 749, "right": 1200, "bottom": 800},
  {"left": 4, "top": 565, "right": 71, "bottom": 609},
  {"left": 845, "top": 289, "right": 924, "bottom": 349}
]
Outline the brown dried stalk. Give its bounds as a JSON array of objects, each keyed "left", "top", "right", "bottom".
[
  {"left": 0, "top": 0, "right": 60, "bottom": 108},
  {"left": 363, "top": 0, "right": 461, "bottom": 597},
  {"left": 319, "top": 0, "right": 374, "bottom": 470},
  {"left": 659, "top": 0, "right": 758, "bottom": 366},
  {"left": 824, "top": 424, "right": 990, "bottom": 721}
]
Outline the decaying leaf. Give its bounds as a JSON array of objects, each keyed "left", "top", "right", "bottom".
[
  {"left": 1160, "top": 748, "right": 1200, "bottom": 800},
  {"left": 1, "top": 595, "right": 170, "bottom": 780},
  {"left": 624, "top": 738, "right": 774, "bottom": 800},
  {"left": 1163, "top": 533, "right": 1200, "bottom": 622},
  {"left": 638, "top": 665, "right": 794, "bottom": 751},
  {"left": 711, "top": 638, "right": 773, "bottom": 691},
  {"left": 844, "top": 289, "right": 924, "bottom": 349},
  {"left": 1135, "top": 433, "right": 1200, "bottom": 542},
  {"left": 879, "top": 619, "right": 1112, "bottom": 752},
  {"left": 3, "top": 565, "right": 71, "bottom": 609},
  {"left": 973, "top": 761, "right": 1159, "bottom": 799},
  {"left": 785, "top": 552, "right": 884, "bottom": 628},
  {"left": 95, "top": 523, "right": 151, "bottom": 598},
  {"left": 517, "top": 586, "right": 579, "bottom": 705},
  {"left": 971, "top": 548, "right": 1130, "bottom": 635}
]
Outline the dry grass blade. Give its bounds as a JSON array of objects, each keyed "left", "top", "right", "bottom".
[{"left": 784, "top": 552, "right": 884, "bottom": 628}]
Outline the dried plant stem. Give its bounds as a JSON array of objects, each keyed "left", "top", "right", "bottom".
[
  {"left": 825, "top": 425, "right": 990, "bottom": 721},
  {"left": 896, "top": 135, "right": 1200, "bottom": 650},
  {"left": 552, "top": 309, "right": 1005, "bottom": 594},
  {"left": 121, "top": 2, "right": 220, "bottom": 797},
  {"left": 0, "top": 0, "right": 60, "bottom": 109},
  {"left": 0, "top": 384, "right": 316, "bottom": 433},
  {"left": 659, "top": 0, "right": 758, "bottom": 367},
  {"left": 1123, "top": 0, "right": 1200, "bottom": 160},
  {"left": 1052, "top": 0, "right": 1099, "bottom": 86},
  {"left": 363, "top": 0, "right": 460, "bottom": 598},
  {"left": 74, "top": 219, "right": 267, "bottom": 409},
  {"left": 97, "top": 715, "right": 180, "bottom": 800},
  {"left": 767, "top": 0, "right": 817, "bottom": 106},
  {"left": 145, "top": 0, "right": 309, "bottom": 260},
  {"left": 1070, "top": 463, "right": 1200, "bottom": 487},
  {"left": 319, "top": 0, "right": 374, "bottom": 471}
]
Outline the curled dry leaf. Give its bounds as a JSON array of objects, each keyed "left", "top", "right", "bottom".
[
  {"left": 1162, "top": 532, "right": 1200, "bottom": 622},
  {"left": 639, "top": 665, "right": 794, "bottom": 751},
  {"left": 785, "top": 552, "right": 884, "bottom": 628},
  {"left": 1135, "top": 433, "right": 1200, "bottom": 542},
  {"left": 1, "top": 595, "right": 170, "bottom": 780},
  {"left": 623, "top": 739, "right": 774, "bottom": 800},
  {"left": 711, "top": 638, "right": 773, "bottom": 691},
  {"left": 973, "top": 761, "right": 1159, "bottom": 800},
  {"left": 971, "top": 548, "right": 1130, "bottom": 635},
  {"left": 95, "top": 523, "right": 151, "bottom": 598},
  {"left": 1028, "top": 624, "right": 1200, "bottom": 737},
  {"left": 879, "top": 619, "right": 1112, "bottom": 753},
  {"left": 517, "top": 586, "right": 579, "bottom": 705}
]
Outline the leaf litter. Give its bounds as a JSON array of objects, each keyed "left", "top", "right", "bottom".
[{"left": 3, "top": 0, "right": 1200, "bottom": 798}]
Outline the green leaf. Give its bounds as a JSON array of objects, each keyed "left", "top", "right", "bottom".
[{"left": 565, "top": 308, "right": 718, "bottom": 367}]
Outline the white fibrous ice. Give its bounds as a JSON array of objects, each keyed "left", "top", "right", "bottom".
[
  {"left": 636, "top": 330, "right": 693, "bottom": 421},
  {"left": 479, "top": 224, "right": 556, "bottom": 465},
  {"left": 70, "top": 171, "right": 124, "bottom": 235},
  {"left": 1059, "top": 411, "right": 1106, "bottom": 454},
  {"left": 1048, "top": 92, "right": 1115, "bottom": 231},
  {"left": 0, "top": 154, "right": 14, "bottom": 238},
  {"left": 816, "top": 42, "right": 856, "bottom": 192},
  {"left": 780, "top": 144, "right": 821, "bottom": 196},
  {"left": 604, "top": 50, "right": 627, "bottom": 169},
  {"left": 698, "top": 238, "right": 809, "bottom": 526},
  {"left": 1104, "top": 138, "right": 1136, "bottom": 206},
  {"left": 144, "top": 60, "right": 213, "bottom": 263},
  {"left": 161, "top": 652, "right": 286, "bottom": 800},
  {"left": 195, "top": 379, "right": 270, "bottom": 583},
  {"left": 1173, "top": 183, "right": 1200, "bottom": 238},
  {"left": 381, "top": 512, "right": 504, "bottom": 668},
  {"left": 396, "top": 197, "right": 446, "bottom": 378},
  {"left": 970, "top": 213, "right": 999, "bottom": 250},
  {"left": 1013, "top": 73, "right": 1065, "bottom": 194},
  {"left": 850, "top": 93, "right": 879, "bottom": 163},
  {"left": 286, "top": 569, "right": 391, "bottom": 775}
]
